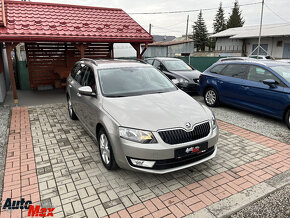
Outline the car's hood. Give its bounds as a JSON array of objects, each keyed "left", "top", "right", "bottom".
[
  {"left": 170, "top": 70, "right": 201, "bottom": 80},
  {"left": 102, "top": 90, "right": 210, "bottom": 131}
]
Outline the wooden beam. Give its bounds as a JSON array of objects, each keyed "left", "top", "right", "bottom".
[{"left": 6, "top": 43, "right": 19, "bottom": 104}]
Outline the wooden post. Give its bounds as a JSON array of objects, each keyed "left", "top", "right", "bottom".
[
  {"left": 74, "top": 43, "right": 88, "bottom": 59},
  {"left": 6, "top": 43, "right": 19, "bottom": 104},
  {"left": 130, "top": 43, "right": 141, "bottom": 59},
  {"left": 109, "top": 43, "right": 114, "bottom": 59}
]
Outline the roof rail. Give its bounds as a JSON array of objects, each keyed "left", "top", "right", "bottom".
[
  {"left": 137, "top": 59, "right": 147, "bottom": 64},
  {"left": 80, "top": 58, "right": 98, "bottom": 65}
]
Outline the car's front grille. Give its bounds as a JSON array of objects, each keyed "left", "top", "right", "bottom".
[{"left": 158, "top": 122, "right": 210, "bottom": 144}]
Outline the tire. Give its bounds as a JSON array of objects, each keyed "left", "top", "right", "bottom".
[
  {"left": 204, "top": 88, "right": 220, "bottom": 107},
  {"left": 98, "top": 128, "right": 118, "bottom": 170},
  {"left": 67, "top": 96, "right": 78, "bottom": 120},
  {"left": 285, "top": 109, "right": 290, "bottom": 130}
]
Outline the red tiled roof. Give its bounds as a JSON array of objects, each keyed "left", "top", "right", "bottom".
[{"left": 0, "top": 0, "right": 153, "bottom": 43}]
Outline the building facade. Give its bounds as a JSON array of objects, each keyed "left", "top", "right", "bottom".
[{"left": 211, "top": 23, "right": 290, "bottom": 59}]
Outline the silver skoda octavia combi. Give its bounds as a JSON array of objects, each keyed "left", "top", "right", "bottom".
[{"left": 66, "top": 59, "right": 219, "bottom": 174}]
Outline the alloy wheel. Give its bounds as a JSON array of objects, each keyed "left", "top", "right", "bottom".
[
  {"left": 100, "top": 133, "right": 110, "bottom": 164},
  {"left": 205, "top": 90, "right": 216, "bottom": 106}
]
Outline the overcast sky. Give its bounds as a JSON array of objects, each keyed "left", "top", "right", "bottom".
[{"left": 30, "top": 0, "right": 290, "bottom": 37}]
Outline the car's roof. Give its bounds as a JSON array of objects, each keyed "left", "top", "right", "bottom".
[
  {"left": 147, "top": 57, "right": 181, "bottom": 61},
  {"left": 80, "top": 59, "right": 151, "bottom": 68},
  {"left": 215, "top": 59, "right": 290, "bottom": 67}
]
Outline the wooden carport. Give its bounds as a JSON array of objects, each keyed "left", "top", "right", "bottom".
[{"left": 0, "top": 0, "right": 152, "bottom": 104}]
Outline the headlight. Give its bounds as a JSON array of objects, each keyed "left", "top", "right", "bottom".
[
  {"left": 211, "top": 112, "right": 217, "bottom": 129},
  {"left": 119, "top": 127, "right": 157, "bottom": 143},
  {"left": 177, "top": 78, "right": 189, "bottom": 84}
]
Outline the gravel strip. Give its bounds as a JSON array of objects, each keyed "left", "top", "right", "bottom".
[
  {"left": 0, "top": 106, "right": 10, "bottom": 206},
  {"left": 230, "top": 185, "right": 290, "bottom": 218},
  {"left": 192, "top": 95, "right": 290, "bottom": 144}
]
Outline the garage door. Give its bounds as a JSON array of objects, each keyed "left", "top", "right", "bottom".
[{"left": 282, "top": 43, "right": 290, "bottom": 58}]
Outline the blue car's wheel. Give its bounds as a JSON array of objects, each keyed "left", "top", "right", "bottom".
[
  {"left": 204, "top": 88, "right": 219, "bottom": 107},
  {"left": 285, "top": 109, "right": 290, "bottom": 130}
]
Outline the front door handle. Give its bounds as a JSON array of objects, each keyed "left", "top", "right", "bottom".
[
  {"left": 242, "top": 86, "right": 249, "bottom": 90},
  {"left": 218, "top": 81, "right": 223, "bottom": 84},
  {"left": 68, "top": 84, "right": 72, "bottom": 88},
  {"left": 77, "top": 93, "right": 81, "bottom": 97}
]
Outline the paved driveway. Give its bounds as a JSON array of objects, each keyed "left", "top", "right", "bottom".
[{"left": 1, "top": 104, "right": 289, "bottom": 218}]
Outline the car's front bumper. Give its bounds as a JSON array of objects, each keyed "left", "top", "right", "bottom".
[
  {"left": 178, "top": 82, "right": 199, "bottom": 93},
  {"left": 111, "top": 125, "right": 219, "bottom": 174}
]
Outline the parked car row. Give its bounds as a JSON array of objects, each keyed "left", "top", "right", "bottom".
[{"left": 66, "top": 56, "right": 289, "bottom": 174}]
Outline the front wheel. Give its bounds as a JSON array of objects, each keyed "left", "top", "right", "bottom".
[
  {"left": 67, "top": 96, "right": 78, "bottom": 120},
  {"left": 285, "top": 109, "right": 290, "bottom": 130},
  {"left": 98, "top": 128, "right": 118, "bottom": 170},
  {"left": 204, "top": 88, "right": 220, "bottom": 107}
]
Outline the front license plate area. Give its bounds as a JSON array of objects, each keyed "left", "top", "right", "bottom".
[{"left": 175, "top": 142, "right": 208, "bottom": 159}]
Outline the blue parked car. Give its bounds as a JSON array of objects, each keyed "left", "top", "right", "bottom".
[{"left": 199, "top": 60, "right": 290, "bottom": 129}]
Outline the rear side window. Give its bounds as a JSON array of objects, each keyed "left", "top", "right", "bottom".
[
  {"left": 74, "top": 66, "right": 87, "bottom": 84},
  {"left": 210, "top": 64, "right": 226, "bottom": 74},
  {"left": 71, "top": 64, "right": 82, "bottom": 79},
  {"left": 146, "top": 59, "right": 154, "bottom": 65},
  {"left": 222, "top": 64, "right": 248, "bottom": 79},
  {"left": 153, "top": 60, "right": 161, "bottom": 68}
]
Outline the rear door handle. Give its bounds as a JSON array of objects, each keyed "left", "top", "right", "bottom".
[
  {"left": 218, "top": 81, "right": 223, "bottom": 84},
  {"left": 68, "top": 84, "right": 72, "bottom": 88},
  {"left": 242, "top": 86, "right": 249, "bottom": 90},
  {"left": 77, "top": 93, "right": 81, "bottom": 97}
]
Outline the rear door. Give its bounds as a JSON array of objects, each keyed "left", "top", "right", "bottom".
[
  {"left": 217, "top": 64, "right": 249, "bottom": 106},
  {"left": 242, "top": 65, "right": 286, "bottom": 118}
]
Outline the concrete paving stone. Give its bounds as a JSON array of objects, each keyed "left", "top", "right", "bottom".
[
  {"left": 94, "top": 204, "right": 108, "bottom": 217},
  {"left": 120, "top": 195, "right": 133, "bottom": 208},
  {"left": 72, "top": 200, "right": 84, "bottom": 213},
  {"left": 85, "top": 208, "right": 98, "bottom": 218},
  {"left": 65, "top": 210, "right": 87, "bottom": 218},
  {"left": 105, "top": 203, "right": 125, "bottom": 215},
  {"left": 63, "top": 202, "right": 75, "bottom": 216}
]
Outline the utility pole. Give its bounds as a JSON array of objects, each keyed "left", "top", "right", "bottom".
[
  {"left": 149, "top": 24, "right": 152, "bottom": 35},
  {"left": 257, "top": 0, "right": 264, "bottom": 57},
  {"left": 185, "top": 15, "right": 189, "bottom": 40}
]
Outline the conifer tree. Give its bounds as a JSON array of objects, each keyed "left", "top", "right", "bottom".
[
  {"left": 193, "top": 10, "right": 208, "bottom": 51},
  {"left": 213, "top": 2, "right": 227, "bottom": 33},
  {"left": 227, "top": 0, "right": 245, "bottom": 28}
]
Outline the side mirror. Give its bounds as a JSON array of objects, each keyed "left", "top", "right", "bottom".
[
  {"left": 172, "top": 79, "right": 179, "bottom": 85},
  {"left": 78, "top": 86, "right": 96, "bottom": 96},
  {"left": 262, "top": 79, "right": 277, "bottom": 88}
]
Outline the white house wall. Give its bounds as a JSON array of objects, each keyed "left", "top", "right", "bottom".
[
  {"left": 245, "top": 37, "right": 290, "bottom": 58},
  {"left": 215, "top": 38, "right": 243, "bottom": 52}
]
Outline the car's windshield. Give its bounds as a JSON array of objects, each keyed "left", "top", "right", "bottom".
[
  {"left": 98, "top": 67, "right": 177, "bottom": 97},
  {"left": 162, "top": 60, "right": 193, "bottom": 71},
  {"left": 271, "top": 65, "right": 290, "bottom": 83}
]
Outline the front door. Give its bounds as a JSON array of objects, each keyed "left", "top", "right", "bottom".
[
  {"left": 283, "top": 43, "right": 290, "bottom": 58},
  {"left": 242, "top": 65, "right": 286, "bottom": 118}
]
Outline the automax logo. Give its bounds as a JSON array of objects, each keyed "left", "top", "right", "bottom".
[{"left": 2, "top": 198, "right": 55, "bottom": 217}]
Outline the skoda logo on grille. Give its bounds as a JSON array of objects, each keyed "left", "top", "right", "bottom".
[{"left": 185, "top": 122, "right": 191, "bottom": 129}]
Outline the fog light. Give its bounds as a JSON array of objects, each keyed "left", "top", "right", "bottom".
[{"left": 130, "top": 158, "right": 156, "bottom": 168}]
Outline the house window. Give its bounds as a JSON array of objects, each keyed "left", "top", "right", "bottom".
[
  {"left": 277, "top": 41, "right": 282, "bottom": 47},
  {"left": 220, "top": 46, "right": 222, "bottom": 51}
]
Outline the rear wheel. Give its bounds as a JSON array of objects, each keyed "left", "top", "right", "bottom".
[
  {"left": 285, "top": 109, "right": 290, "bottom": 129},
  {"left": 204, "top": 88, "right": 220, "bottom": 107},
  {"left": 67, "top": 96, "right": 78, "bottom": 120},
  {"left": 98, "top": 128, "right": 118, "bottom": 170}
]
